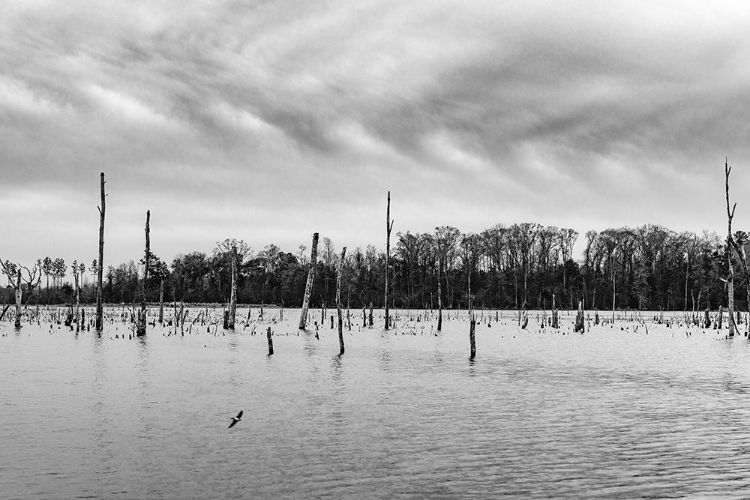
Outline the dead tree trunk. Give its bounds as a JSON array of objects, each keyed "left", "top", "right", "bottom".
[
  {"left": 385, "top": 191, "right": 393, "bottom": 330},
  {"left": 469, "top": 314, "right": 476, "bottom": 359},
  {"left": 158, "top": 278, "right": 164, "bottom": 324},
  {"left": 267, "top": 326, "right": 274, "bottom": 355},
  {"left": 574, "top": 300, "right": 585, "bottom": 333},
  {"left": 437, "top": 257, "right": 443, "bottom": 332},
  {"left": 725, "top": 159, "right": 738, "bottom": 337},
  {"left": 337, "top": 247, "right": 347, "bottom": 356},
  {"left": 228, "top": 244, "right": 237, "bottom": 329},
  {"left": 96, "top": 172, "right": 105, "bottom": 331},
  {"left": 299, "top": 233, "right": 319, "bottom": 329},
  {"left": 73, "top": 262, "right": 80, "bottom": 333},
  {"left": 136, "top": 210, "right": 150, "bottom": 337},
  {"left": 14, "top": 270, "right": 21, "bottom": 328},
  {"left": 552, "top": 293, "right": 559, "bottom": 329}
]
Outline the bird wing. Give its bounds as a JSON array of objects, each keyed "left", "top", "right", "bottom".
[
  {"left": 237, "top": 410, "right": 243, "bottom": 419},
  {"left": 228, "top": 419, "right": 238, "bottom": 428}
]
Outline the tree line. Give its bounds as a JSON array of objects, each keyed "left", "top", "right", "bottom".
[{"left": 3, "top": 222, "right": 749, "bottom": 313}]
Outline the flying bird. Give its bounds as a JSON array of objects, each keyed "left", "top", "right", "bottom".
[{"left": 228, "top": 410, "right": 243, "bottom": 428}]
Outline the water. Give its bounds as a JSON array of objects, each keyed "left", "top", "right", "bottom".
[{"left": 3, "top": 309, "right": 750, "bottom": 499}]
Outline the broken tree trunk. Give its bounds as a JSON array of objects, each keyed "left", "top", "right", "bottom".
[
  {"left": 552, "top": 293, "right": 559, "bottom": 329},
  {"left": 158, "top": 278, "right": 164, "bottom": 325},
  {"left": 299, "top": 233, "right": 319, "bottom": 329},
  {"left": 725, "top": 159, "right": 738, "bottom": 337},
  {"left": 96, "top": 172, "right": 105, "bottom": 331},
  {"left": 14, "top": 269, "right": 21, "bottom": 328},
  {"left": 574, "top": 300, "right": 585, "bottom": 333},
  {"left": 136, "top": 210, "right": 150, "bottom": 337},
  {"left": 385, "top": 191, "right": 393, "bottom": 330},
  {"left": 267, "top": 326, "right": 274, "bottom": 355},
  {"left": 437, "top": 257, "right": 443, "bottom": 332},
  {"left": 337, "top": 247, "right": 347, "bottom": 356},
  {"left": 73, "top": 263, "right": 80, "bottom": 333},
  {"left": 228, "top": 244, "right": 237, "bottom": 329},
  {"left": 469, "top": 313, "right": 476, "bottom": 359}
]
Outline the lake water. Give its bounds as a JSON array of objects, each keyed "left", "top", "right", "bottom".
[{"left": 3, "top": 307, "right": 750, "bottom": 499}]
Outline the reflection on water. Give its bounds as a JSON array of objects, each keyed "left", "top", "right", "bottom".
[{"left": 3, "top": 311, "right": 750, "bottom": 498}]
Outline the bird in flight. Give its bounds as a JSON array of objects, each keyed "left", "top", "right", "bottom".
[{"left": 228, "top": 410, "right": 243, "bottom": 428}]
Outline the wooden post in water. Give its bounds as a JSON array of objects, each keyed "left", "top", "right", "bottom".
[
  {"left": 267, "top": 326, "right": 274, "bottom": 355},
  {"left": 385, "top": 191, "right": 393, "bottom": 330},
  {"left": 337, "top": 247, "right": 347, "bottom": 356},
  {"left": 136, "top": 210, "right": 150, "bottom": 337},
  {"left": 299, "top": 233, "right": 319, "bottom": 329},
  {"left": 95, "top": 172, "right": 105, "bottom": 332}
]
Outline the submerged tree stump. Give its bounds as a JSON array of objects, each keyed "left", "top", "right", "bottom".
[
  {"left": 469, "top": 314, "right": 476, "bottom": 359},
  {"left": 704, "top": 308, "right": 711, "bottom": 329},
  {"left": 267, "top": 326, "right": 274, "bottom": 355}
]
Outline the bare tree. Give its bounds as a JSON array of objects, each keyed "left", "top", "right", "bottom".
[
  {"left": 136, "top": 211, "right": 150, "bottom": 337},
  {"left": 724, "top": 159, "right": 738, "bottom": 337},
  {"left": 385, "top": 191, "right": 394, "bottom": 330},
  {"left": 96, "top": 172, "right": 106, "bottom": 331}
]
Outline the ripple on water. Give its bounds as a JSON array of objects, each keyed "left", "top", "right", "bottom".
[{"left": 3, "top": 312, "right": 750, "bottom": 498}]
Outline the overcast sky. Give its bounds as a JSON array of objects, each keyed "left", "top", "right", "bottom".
[{"left": 2, "top": 0, "right": 750, "bottom": 273}]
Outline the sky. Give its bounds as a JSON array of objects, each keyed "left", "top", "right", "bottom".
[{"left": 2, "top": 0, "right": 750, "bottom": 274}]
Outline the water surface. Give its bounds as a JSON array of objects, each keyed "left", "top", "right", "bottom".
[{"left": 2, "top": 309, "right": 750, "bottom": 498}]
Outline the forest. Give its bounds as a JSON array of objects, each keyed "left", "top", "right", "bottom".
[{"left": 3, "top": 222, "right": 748, "bottom": 313}]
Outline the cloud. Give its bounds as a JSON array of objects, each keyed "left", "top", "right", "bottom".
[{"left": 1, "top": 0, "right": 750, "bottom": 269}]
